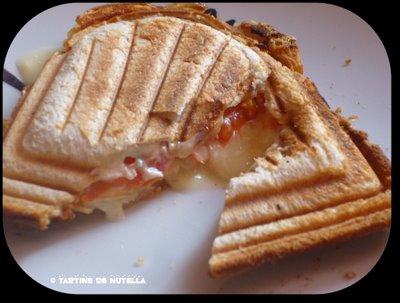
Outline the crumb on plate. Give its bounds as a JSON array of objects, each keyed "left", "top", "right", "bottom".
[
  {"left": 347, "top": 115, "right": 358, "bottom": 122},
  {"left": 344, "top": 271, "right": 357, "bottom": 279},
  {"left": 343, "top": 59, "right": 352, "bottom": 67},
  {"left": 334, "top": 107, "right": 343, "bottom": 115},
  {"left": 135, "top": 256, "right": 145, "bottom": 267}
]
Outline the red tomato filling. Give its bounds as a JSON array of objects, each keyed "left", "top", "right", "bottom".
[
  {"left": 80, "top": 170, "right": 147, "bottom": 202},
  {"left": 82, "top": 93, "right": 279, "bottom": 202},
  {"left": 123, "top": 156, "right": 136, "bottom": 166},
  {"left": 218, "top": 92, "right": 278, "bottom": 144}
]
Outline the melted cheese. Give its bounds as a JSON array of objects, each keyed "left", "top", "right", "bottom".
[
  {"left": 17, "top": 48, "right": 57, "bottom": 85},
  {"left": 93, "top": 196, "right": 135, "bottom": 220},
  {"left": 165, "top": 159, "right": 223, "bottom": 190},
  {"left": 93, "top": 162, "right": 137, "bottom": 181},
  {"left": 206, "top": 114, "right": 279, "bottom": 181}
]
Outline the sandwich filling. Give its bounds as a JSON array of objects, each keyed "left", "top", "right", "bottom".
[{"left": 79, "top": 92, "right": 281, "bottom": 218}]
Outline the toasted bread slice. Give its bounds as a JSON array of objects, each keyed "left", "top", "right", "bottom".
[
  {"left": 208, "top": 57, "right": 391, "bottom": 277},
  {"left": 3, "top": 4, "right": 301, "bottom": 229}
]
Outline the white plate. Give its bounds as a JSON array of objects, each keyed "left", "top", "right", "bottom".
[{"left": 3, "top": 3, "right": 391, "bottom": 294}]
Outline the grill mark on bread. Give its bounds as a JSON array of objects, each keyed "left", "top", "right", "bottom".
[
  {"left": 61, "top": 40, "right": 96, "bottom": 132},
  {"left": 180, "top": 39, "right": 230, "bottom": 140},
  {"left": 289, "top": 121, "right": 309, "bottom": 148},
  {"left": 181, "top": 42, "right": 255, "bottom": 140},
  {"left": 221, "top": 145, "right": 383, "bottom": 226},
  {"left": 238, "top": 188, "right": 387, "bottom": 233},
  {"left": 269, "top": 84, "right": 286, "bottom": 115},
  {"left": 224, "top": 163, "right": 346, "bottom": 207},
  {"left": 213, "top": 191, "right": 390, "bottom": 253},
  {"left": 210, "top": 209, "right": 390, "bottom": 277},
  {"left": 138, "top": 24, "right": 186, "bottom": 141},
  {"left": 99, "top": 23, "right": 138, "bottom": 141},
  {"left": 220, "top": 179, "right": 383, "bottom": 234},
  {"left": 97, "top": 19, "right": 185, "bottom": 143},
  {"left": 141, "top": 22, "right": 231, "bottom": 141}
]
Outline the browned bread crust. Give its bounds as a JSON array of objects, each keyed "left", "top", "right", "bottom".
[
  {"left": 67, "top": 3, "right": 303, "bottom": 73},
  {"left": 237, "top": 21, "right": 303, "bottom": 74},
  {"left": 339, "top": 118, "right": 392, "bottom": 189},
  {"left": 298, "top": 76, "right": 391, "bottom": 190}
]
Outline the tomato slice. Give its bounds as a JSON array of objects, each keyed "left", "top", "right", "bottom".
[
  {"left": 124, "top": 156, "right": 136, "bottom": 166},
  {"left": 218, "top": 92, "right": 268, "bottom": 144},
  {"left": 81, "top": 171, "right": 145, "bottom": 202}
]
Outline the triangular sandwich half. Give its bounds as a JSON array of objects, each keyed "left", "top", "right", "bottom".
[
  {"left": 208, "top": 54, "right": 391, "bottom": 277},
  {"left": 3, "top": 3, "right": 303, "bottom": 227}
]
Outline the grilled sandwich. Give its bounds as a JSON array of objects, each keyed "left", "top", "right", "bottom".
[{"left": 3, "top": 3, "right": 391, "bottom": 277}]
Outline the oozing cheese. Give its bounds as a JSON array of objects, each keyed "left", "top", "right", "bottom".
[
  {"left": 80, "top": 95, "right": 281, "bottom": 218},
  {"left": 164, "top": 158, "right": 223, "bottom": 190},
  {"left": 93, "top": 196, "right": 137, "bottom": 221},
  {"left": 206, "top": 113, "right": 280, "bottom": 181}
]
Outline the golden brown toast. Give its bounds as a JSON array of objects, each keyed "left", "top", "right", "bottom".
[
  {"left": 208, "top": 57, "right": 391, "bottom": 278},
  {"left": 3, "top": 3, "right": 303, "bottom": 229}
]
